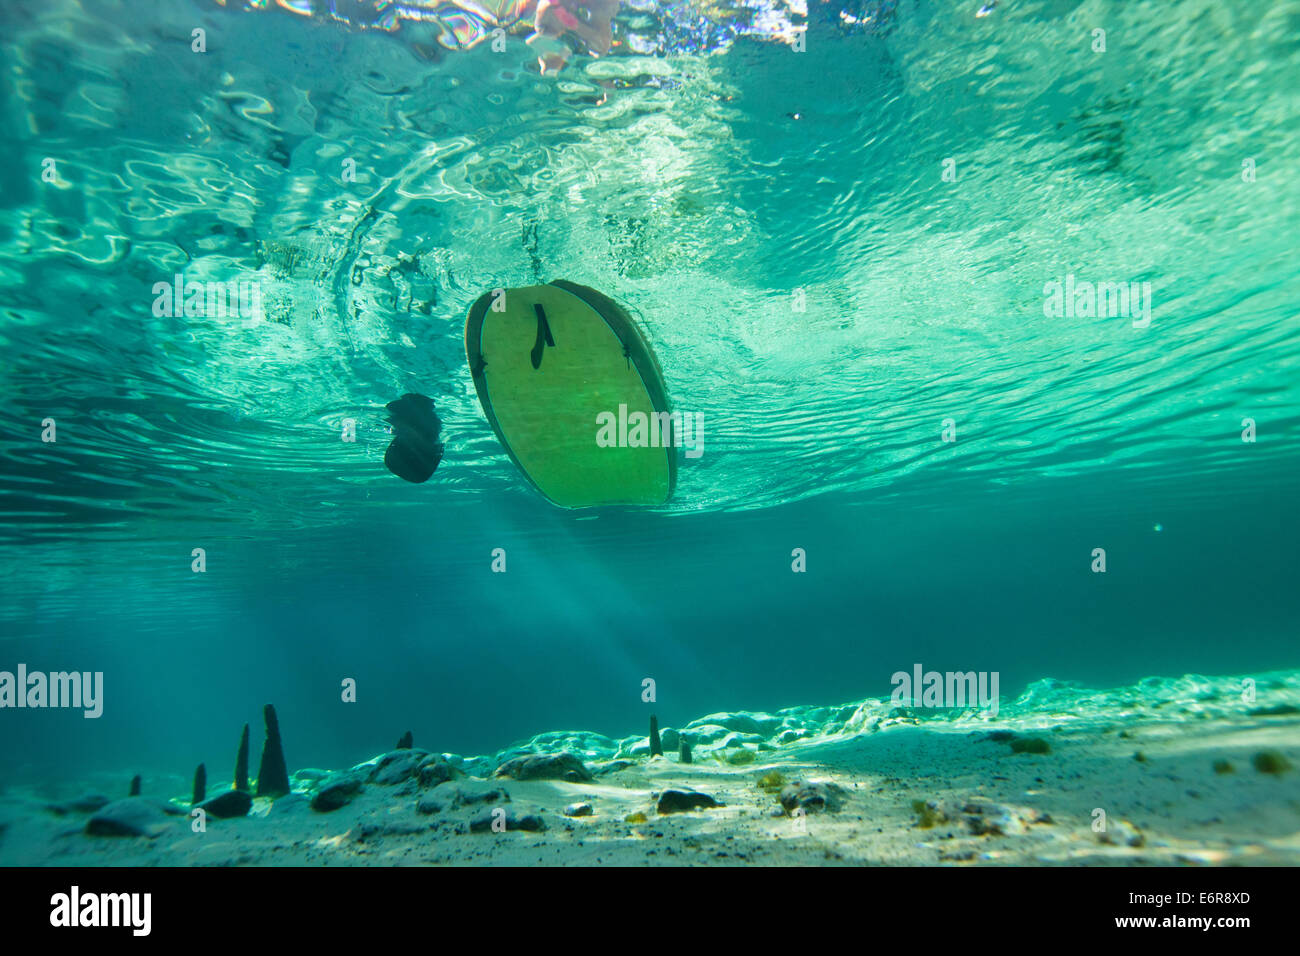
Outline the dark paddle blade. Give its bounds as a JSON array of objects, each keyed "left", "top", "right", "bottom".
[
  {"left": 385, "top": 438, "right": 442, "bottom": 483},
  {"left": 384, "top": 393, "right": 444, "bottom": 483}
]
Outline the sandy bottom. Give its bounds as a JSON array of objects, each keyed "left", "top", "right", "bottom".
[{"left": 2, "top": 685, "right": 1297, "bottom": 866}]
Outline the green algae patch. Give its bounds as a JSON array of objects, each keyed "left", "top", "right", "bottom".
[
  {"left": 911, "top": 800, "right": 947, "bottom": 829},
  {"left": 1251, "top": 750, "right": 1292, "bottom": 775},
  {"left": 757, "top": 770, "right": 787, "bottom": 792},
  {"left": 1009, "top": 737, "right": 1051, "bottom": 755},
  {"left": 1212, "top": 759, "right": 1234, "bottom": 775}
]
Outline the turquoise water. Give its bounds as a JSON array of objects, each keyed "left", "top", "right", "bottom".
[{"left": 1, "top": 0, "right": 1298, "bottom": 786}]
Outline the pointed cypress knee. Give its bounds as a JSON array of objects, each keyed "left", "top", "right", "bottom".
[
  {"left": 679, "top": 736, "right": 692, "bottom": 764},
  {"left": 192, "top": 764, "right": 207, "bottom": 805},
  {"left": 129, "top": 774, "right": 141, "bottom": 797},
  {"left": 397, "top": 731, "right": 413, "bottom": 750},
  {"left": 649, "top": 715, "right": 663, "bottom": 757},
  {"left": 235, "top": 723, "right": 250, "bottom": 792},
  {"left": 255, "top": 704, "right": 290, "bottom": 798}
]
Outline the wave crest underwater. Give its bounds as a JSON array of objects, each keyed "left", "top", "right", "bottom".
[{"left": 2, "top": 0, "right": 1296, "bottom": 538}]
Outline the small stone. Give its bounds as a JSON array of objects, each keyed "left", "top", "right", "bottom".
[
  {"left": 564, "top": 802, "right": 594, "bottom": 817},
  {"left": 367, "top": 749, "right": 430, "bottom": 785},
  {"left": 656, "top": 789, "right": 721, "bottom": 814},
  {"left": 417, "top": 755, "right": 457, "bottom": 788},
  {"left": 956, "top": 799, "right": 1044, "bottom": 836},
  {"left": 311, "top": 771, "right": 365, "bottom": 812},
  {"left": 199, "top": 790, "right": 253, "bottom": 819},
  {"left": 778, "top": 781, "right": 845, "bottom": 814},
  {"left": 468, "top": 809, "right": 545, "bottom": 833},
  {"left": 495, "top": 753, "right": 593, "bottom": 782},
  {"left": 415, "top": 795, "right": 444, "bottom": 815}
]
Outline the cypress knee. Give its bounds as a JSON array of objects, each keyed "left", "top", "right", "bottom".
[
  {"left": 234, "top": 723, "right": 250, "bottom": 792},
  {"left": 255, "top": 704, "right": 290, "bottom": 798},
  {"left": 192, "top": 764, "right": 207, "bottom": 805}
]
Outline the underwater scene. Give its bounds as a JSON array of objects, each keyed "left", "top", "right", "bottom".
[{"left": 1, "top": 0, "right": 1298, "bottom": 876}]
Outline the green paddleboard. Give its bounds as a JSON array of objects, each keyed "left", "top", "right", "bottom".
[{"left": 465, "top": 280, "right": 677, "bottom": 508}]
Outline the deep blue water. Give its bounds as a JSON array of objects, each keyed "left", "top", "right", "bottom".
[{"left": 3, "top": 468, "right": 1296, "bottom": 782}]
